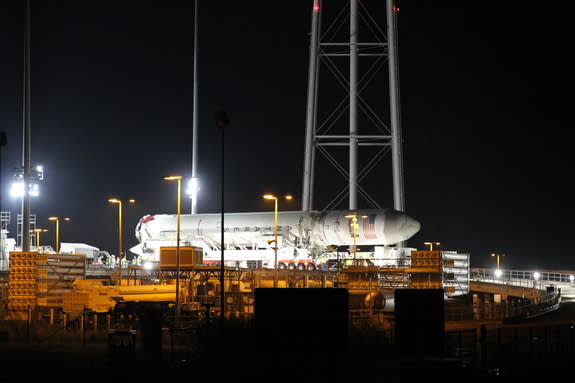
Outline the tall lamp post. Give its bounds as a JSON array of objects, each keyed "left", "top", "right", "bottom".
[
  {"left": 164, "top": 176, "right": 182, "bottom": 327},
  {"left": 48, "top": 216, "right": 70, "bottom": 253},
  {"left": 0, "top": 132, "right": 6, "bottom": 264},
  {"left": 263, "top": 194, "right": 293, "bottom": 271},
  {"left": 424, "top": 241, "right": 441, "bottom": 251},
  {"left": 33, "top": 228, "right": 47, "bottom": 249},
  {"left": 214, "top": 111, "right": 229, "bottom": 324},
  {"left": 108, "top": 198, "right": 135, "bottom": 285},
  {"left": 345, "top": 213, "right": 367, "bottom": 265},
  {"left": 491, "top": 253, "right": 506, "bottom": 268}
]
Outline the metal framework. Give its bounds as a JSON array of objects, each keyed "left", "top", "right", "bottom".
[
  {"left": 0, "top": 211, "right": 10, "bottom": 265},
  {"left": 301, "top": 0, "right": 405, "bottom": 214},
  {"left": 17, "top": 213, "right": 36, "bottom": 248}
]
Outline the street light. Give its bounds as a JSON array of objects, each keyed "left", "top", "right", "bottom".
[
  {"left": 164, "top": 175, "right": 182, "bottom": 326},
  {"left": 108, "top": 198, "right": 135, "bottom": 285},
  {"left": 11, "top": 164, "right": 43, "bottom": 251},
  {"left": 345, "top": 213, "right": 368, "bottom": 265},
  {"left": 0, "top": 132, "right": 6, "bottom": 265},
  {"left": 48, "top": 217, "right": 70, "bottom": 253},
  {"left": 10, "top": 165, "right": 43, "bottom": 198},
  {"left": 424, "top": 241, "right": 441, "bottom": 251},
  {"left": 33, "top": 228, "right": 47, "bottom": 248},
  {"left": 491, "top": 253, "right": 506, "bottom": 268},
  {"left": 263, "top": 194, "right": 293, "bottom": 270}
]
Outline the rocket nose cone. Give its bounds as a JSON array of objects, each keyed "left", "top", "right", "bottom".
[
  {"left": 403, "top": 214, "right": 421, "bottom": 239},
  {"left": 383, "top": 209, "right": 421, "bottom": 244}
]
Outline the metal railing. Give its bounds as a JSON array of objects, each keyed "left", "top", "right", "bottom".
[
  {"left": 469, "top": 268, "right": 564, "bottom": 322},
  {"left": 471, "top": 268, "right": 575, "bottom": 286}
]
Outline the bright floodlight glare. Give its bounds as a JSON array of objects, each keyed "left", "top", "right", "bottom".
[
  {"left": 10, "top": 181, "right": 40, "bottom": 197},
  {"left": 494, "top": 269, "right": 502, "bottom": 278},
  {"left": 30, "top": 184, "right": 39, "bottom": 197},
  {"left": 570, "top": 275, "right": 574, "bottom": 283},
  {"left": 143, "top": 261, "right": 153, "bottom": 270},
  {"left": 10, "top": 182, "right": 24, "bottom": 197},
  {"left": 533, "top": 271, "right": 540, "bottom": 280},
  {"left": 186, "top": 177, "right": 199, "bottom": 198}
]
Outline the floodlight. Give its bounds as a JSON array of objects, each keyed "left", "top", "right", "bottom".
[
  {"left": 186, "top": 177, "right": 199, "bottom": 199},
  {"left": 533, "top": 272, "right": 540, "bottom": 280}
]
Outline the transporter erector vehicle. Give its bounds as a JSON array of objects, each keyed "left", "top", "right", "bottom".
[{"left": 130, "top": 208, "right": 420, "bottom": 270}]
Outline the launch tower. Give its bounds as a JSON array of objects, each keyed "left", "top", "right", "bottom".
[{"left": 301, "top": 0, "right": 405, "bottom": 218}]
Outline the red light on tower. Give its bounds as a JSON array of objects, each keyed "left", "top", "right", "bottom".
[
  {"left": 392, "top": 4, "right": 400, "bottom": 13},
  {"left": 313, "top": 0, "right": 319, "bottom": 12}
]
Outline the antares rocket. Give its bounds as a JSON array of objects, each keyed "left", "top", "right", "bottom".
[{"left": 130, "top": 208, "right": 420, "bottom": 265}]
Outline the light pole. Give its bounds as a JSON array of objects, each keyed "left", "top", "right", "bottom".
[
  {"left": 263, "top": 194, "right": 293, "bottom": 270},
  {"left": 33, "top": 228, "right": 47, "bottom": 248},
  {"left": 187, "top": 177, "right": 199, "bottom": 214},
  {"left": 108, "top": 198, "right": 135, "bottom": 285},
  {"left": 21, "top": 0, "right": 32, "bottom": 252},
  {"left": 164, "top": 176, "right": 182, "bottom": 326},
  {"left": 345, "top": 213, "right": 367, "bottom": 266},
  {"left": 345, "top": 213, "right": 367, "bottom": 265},
  {"left": 424, "top": 241, "right": 440, "bottom": 251},
  {"left": 48, "top": 217, "right": 70, "bottom": 253},
  {"left": 0, "top": 132, "right": 5, "bottom": 265},
  {"left": 214, "top": 111, "right": 229, "bottom": 324},
  {"left": 491, "top": 253, "right": 506, "bottom": 268}
]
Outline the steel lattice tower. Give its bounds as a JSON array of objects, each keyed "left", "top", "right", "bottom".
[{"left": 301, "top": 0, "right": 405, "bottom": 217}]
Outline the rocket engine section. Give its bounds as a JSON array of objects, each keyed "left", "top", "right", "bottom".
[{"left": 131, "top": 209, "right": 420, "bottom": 264}]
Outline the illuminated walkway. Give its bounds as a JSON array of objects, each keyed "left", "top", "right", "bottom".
[{"left": 472, "top": 268, "right": 575, "bottom": 296}]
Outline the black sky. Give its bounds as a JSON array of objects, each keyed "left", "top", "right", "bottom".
[{"left": 0, "top": 1, "right": 572, "bottom": 271}]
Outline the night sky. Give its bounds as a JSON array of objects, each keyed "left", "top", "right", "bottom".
[{"left": 0, "top": 1, "right": 571, "bottom": 271}]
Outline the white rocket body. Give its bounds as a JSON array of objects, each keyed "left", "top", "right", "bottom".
[{"left": 130, "top": 209, "right": 420, "bottom": 266}]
